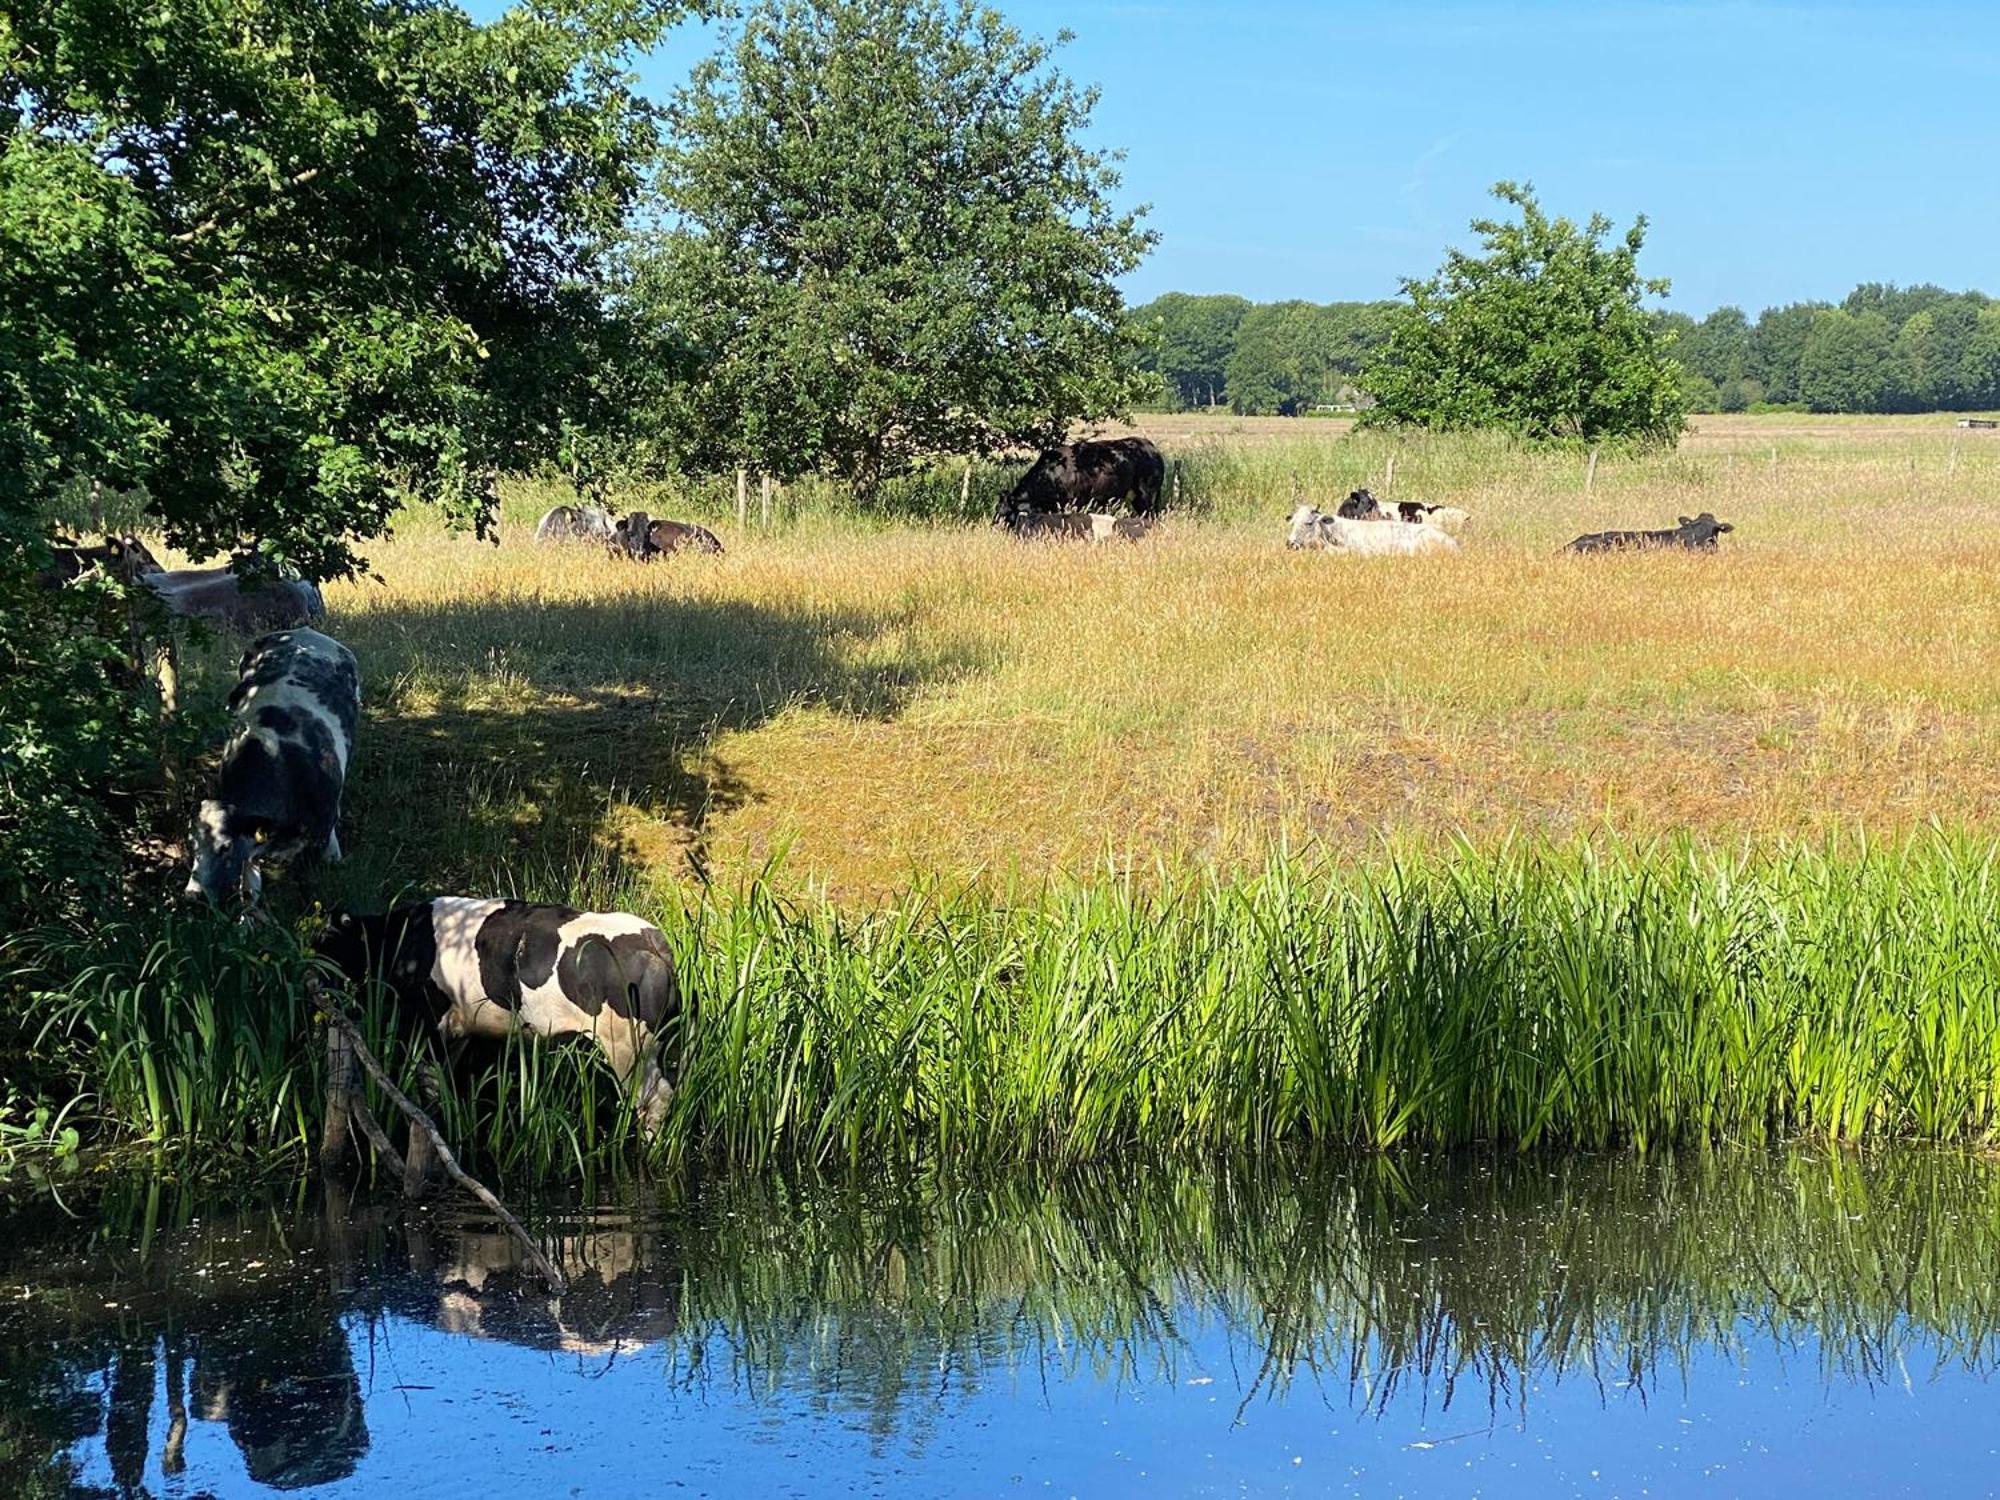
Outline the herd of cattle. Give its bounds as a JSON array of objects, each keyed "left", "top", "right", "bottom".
[{"left": 44, "top": 435, "right": 1737, "bottom": 1152}]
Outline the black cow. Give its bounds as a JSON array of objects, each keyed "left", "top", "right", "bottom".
[
  {"left": 186, "top": 628, "right": 359, "bottom": 904},
  {"left": 610, "top": 510, "right": 656, "bottom": 560},
  {"left": 999, "top": 437, "right": 1166, "bottom": 524},
  {"left": 317, "top": 896, "right": 685, "bottom": 1135},
  {"left": 1565, "top": 512, "right": 1736, "bottom": 554}
]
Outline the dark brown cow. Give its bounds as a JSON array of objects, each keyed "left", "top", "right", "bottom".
[
  {"left": 646, "top": 519, "right": 725, "bottom": 556},
  {"left": 999, "top": 437, "right": 1166, "bottom": 525}
]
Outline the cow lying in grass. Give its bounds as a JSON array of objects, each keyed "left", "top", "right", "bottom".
[
  {"left": 613, "top": 510, "right": 725, "bottom": 559},
  {"left": 141, "top": 567, "right": 324, "bottom": 632},
  {"left": 1565, "top": 512, "right": 1735, "bottom": 554},
  {"left": 316, "top": 897, "right": 685, "bottom": 1137},
  {"left": 186, "top": 628, "right": 359, "bottom": 905},
  {"left": 535, "top": 504, "right": 617, "bottom": 544},
  {"left": 1337, "top": 488, "right": 1471, "bottom": 535},
  {"left": 1287, "top": 505, "right": 1460, "bottom": 555}
]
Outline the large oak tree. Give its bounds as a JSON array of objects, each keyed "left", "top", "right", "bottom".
[{"left": 643, "top": 0, "right": 1155, "bottom": 498}]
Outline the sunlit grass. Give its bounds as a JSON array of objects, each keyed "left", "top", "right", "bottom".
[
  {"left": 17, "top": 416, "right": 1996, "bottom": 1183},
  {"left": 283, "top": 414, "right": 2000, "bottom": 901}
]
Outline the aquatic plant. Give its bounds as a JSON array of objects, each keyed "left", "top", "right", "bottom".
[{"left": 7, "top": 835, "right": 2000, "bottom": 1180}]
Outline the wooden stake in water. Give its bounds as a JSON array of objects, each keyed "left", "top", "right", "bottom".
[{"left": 313, "top": 979, "right": 567, "bottom": 1294}]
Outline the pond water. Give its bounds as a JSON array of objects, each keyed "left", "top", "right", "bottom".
[{"left": 4, "top": 1150, "right": 1999, "bottom": 1498}]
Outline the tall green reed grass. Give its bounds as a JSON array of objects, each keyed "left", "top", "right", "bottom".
[{"left": 8, "top": 836, "right": 1999, "bottom": 1181}]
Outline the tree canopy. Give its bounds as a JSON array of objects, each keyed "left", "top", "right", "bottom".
[
  {"left": 1360, "top": 182, "right": 1687, "bottom": 447},
  {"left": 1, "top": 0, "right": 699, "bottom": 915},
  {"left": 640, "top": 0, "right": 1154, "bottom": 496},
  {"left": 1129, "top": 293, "right": 1250, "bottom": 409},
  {"left": 1661, "top": 286, "right": 2000, "bottom": 414},
  {"left": 2, "top": 0, "right": 698, "bottom": 578}
]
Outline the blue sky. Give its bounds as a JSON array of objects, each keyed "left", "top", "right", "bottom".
[{"left": 495, "top": 1, "right": 2000, "bottom": 316}]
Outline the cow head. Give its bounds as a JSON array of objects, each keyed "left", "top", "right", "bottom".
[
  {"left": 611, "top": 511, "right": 656, "bottom": 560},
  {"left": 184, "top": 800, "right": 269, "bottom": 906},
  {"left": 1285, "top": 505, "right": 1325, "bottom": 549},
  {"left": 1677, "top": 512, "right": 1735, "bottom": 545}
]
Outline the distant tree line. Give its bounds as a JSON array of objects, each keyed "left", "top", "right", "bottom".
[
  {"left": 1658, "top": 285, "right": 2000, "bottom": 414},
  {"left": 1126, "top": 293, "right": 1396, "bottom": 415},
  {"left": 1139, "top": 280, "right": 2000, "bottom": 421}
]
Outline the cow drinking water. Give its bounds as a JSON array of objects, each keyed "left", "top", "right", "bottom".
[
  {"left": 316, "top": 897, "right": 685, "bottom": 1136},
  {"left": 186, "top": 628, "right": 359, "bottom": 905}
]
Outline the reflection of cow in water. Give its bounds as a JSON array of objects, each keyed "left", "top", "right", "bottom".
[
  {"left": 38, "top": 1199, "right": 685, "bottom": 1498},
  {"left": 96, "top": 1266, "right": 367, "bottom": 1494},
  {"left": 399, "top": 1218, "right": 682, "bottom": 1360},
  {"left": 998, "top": 438, "right": 1166, "bottom": 529}
]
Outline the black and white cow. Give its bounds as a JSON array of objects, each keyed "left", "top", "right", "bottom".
[
  {"left": 185, "top": 628, "right": 359, "bottom": 904},
  {"left": 1286, "top": 505, "right": 1460, "bottom": 555},
  {"left": 316, "top": 897, "right": 684, "bottom": 1134},
  {"left": 1336, "top": 489, "right": 1471, "bottom": 535},
  {"left": 1564, "top": 512, "right": 1735, "bottom": 554}
]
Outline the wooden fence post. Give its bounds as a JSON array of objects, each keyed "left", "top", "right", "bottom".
[
  {"left": 1384, "top": 451, "right": 1396, "bottom": 491},
  {"left": 1584, "top": 445, "right": 1601, "bottom": 494},
  {"left": 736, "top": 467, "right": 748, "bottom": 526},
  {"left": 759, "top": 473, "right": 773, "bottom": 527},
  {"left": 320, "top": 1013, "right": 356, "bottom": 1172}
]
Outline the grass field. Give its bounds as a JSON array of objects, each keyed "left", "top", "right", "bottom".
[
  {"left": 19, "top": 413, "right": 1998, "bottom": 1178},
  {"left": 272, "top": 412, "right": 2000, "bottom": 906}
]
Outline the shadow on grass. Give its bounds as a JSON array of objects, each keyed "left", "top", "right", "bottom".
[{"left": 315, "top": 592, "right": 989, "bottom": 906}]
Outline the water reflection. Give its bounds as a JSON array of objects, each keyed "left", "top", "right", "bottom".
[{"left": 5, "top": 1149, "right": 2000, "bottom": 1496}]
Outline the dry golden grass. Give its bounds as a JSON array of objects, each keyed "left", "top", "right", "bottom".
[{"left": 295, "top": 415, "right": 2000, "bottom": 903}]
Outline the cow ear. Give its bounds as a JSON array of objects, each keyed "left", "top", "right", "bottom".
[{"left": 1678, "top": 516, "right": 1694, "bottom": 526}]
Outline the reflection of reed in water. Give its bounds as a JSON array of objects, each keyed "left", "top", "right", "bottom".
[
  {"left": 650, "top": 1150, "right": 2000, "bottom": 1431},
  {"left": 5, "top": 1149, "right": 2000, "bottom": 1492}
]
